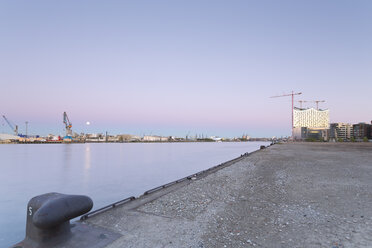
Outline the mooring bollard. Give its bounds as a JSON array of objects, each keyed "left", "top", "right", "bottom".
[{"left": 11, "top": 192, "right": 93, "bottom": 248}]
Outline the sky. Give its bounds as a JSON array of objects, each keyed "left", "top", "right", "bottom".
[{"left": 1, "top": 0, "right": 371, "bottom": 138}]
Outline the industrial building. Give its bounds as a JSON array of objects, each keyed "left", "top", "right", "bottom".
[
  {"left": 143, "top": 135, "right": 169, "bottom": 142},
  {"left": 0, "top": 133, "right": 19, "bottom": 142}
]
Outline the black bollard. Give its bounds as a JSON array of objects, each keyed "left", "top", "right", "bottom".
[
  {"left": 11, "top": 192, "right": 122, "bottom": 248},
  {"left": 12, "top": 192, "right": 93, "bottom": 248}
]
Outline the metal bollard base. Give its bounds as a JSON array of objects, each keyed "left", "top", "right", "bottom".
[{"left": 11, "top": 222, "right": 121, "bottom": 248}]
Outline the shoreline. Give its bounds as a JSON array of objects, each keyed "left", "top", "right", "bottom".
[
  {"left": 0, "top": 140, "right": 271, "bottom": 144},
  {"left": 83, "top": 142, "right": 372, "bottom": 248},
  {"left": 10, "top": 142, "right": 372, "bottom": 247}
]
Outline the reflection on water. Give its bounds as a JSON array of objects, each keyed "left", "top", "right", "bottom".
[
  {"left": 0, "top": 142, "right": 269, "bottom": 247},
  {"left": 83, "top": 144, "right": 91, "bottom": 185},
  {"left": 63, "top": 144, "right": 72, "bottom": 170},
  {"left": 84, "top": 144, "right": 91, "bottom": 170}
]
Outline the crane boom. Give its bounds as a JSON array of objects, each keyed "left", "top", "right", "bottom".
[
  {"left": 270, "top": 92, "right": 302, "bottom": 98},
  {"left": 2, "top": 115, "right": 18, "bottom": 136},
  {"left": 270, "top": 91, "right": 302, "bottom": 139}
]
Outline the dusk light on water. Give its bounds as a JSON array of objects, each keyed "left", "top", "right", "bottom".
[
  {"left": 1, "top": 1, "right": 372, "bottom": 247},
  {"left": 0, "top": 142, "right": 269, "bottom": 247}
]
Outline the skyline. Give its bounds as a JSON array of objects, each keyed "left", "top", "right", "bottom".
[{"left": 1, "top": 1, "right": 371, "bottom": 137}]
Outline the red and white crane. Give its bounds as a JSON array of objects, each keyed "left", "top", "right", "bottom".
[{"left": 270, "top": 91, "right": 302, "bottom": 138}]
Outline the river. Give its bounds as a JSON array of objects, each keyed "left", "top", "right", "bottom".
[{"left": 0, "top": 141, "right": 269, "bottom": 247}]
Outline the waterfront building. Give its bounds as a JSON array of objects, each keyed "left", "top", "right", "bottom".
[
  {"left": 293, "top": 127, "right": 329, "bottom": 141},
  {"left": 117, "top": 134, "right": 141, "bottom": 142},
  {"left": 0, "top": 133, "right": 19, "bottom": 142},
  {"left": 85, "top": 133, "right": 106, "bottom": 142},
  {"left": 293, "top": 107, "right": 329, "bottom": 129},
  {"left": 353, "top": 122, "right": 371, "bottom": 140},
  {"left": 293, "top": 127, "right": 307, "bottom": 140},
  {"left": 143, "top": 135, "right": 169, "bottom": 142},
  {"left": 330, "top": 123, "right": 353, "bottom": 141},
  {"left": 293, "top": 107, "right": 330, "bottom": 140}
]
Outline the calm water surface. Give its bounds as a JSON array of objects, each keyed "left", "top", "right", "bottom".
[{"left": 0, "top": 141, "right": 269, "bottom": 247}]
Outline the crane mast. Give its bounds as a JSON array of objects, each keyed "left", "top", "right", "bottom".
[
  {"left": 270, "top": 91, "right": 302, "bottom": 139},
  {"left": 63, "top": 112, "right": 72, "bottom": 138},
  {"left": 312, "top": 100, "right": 325, "bottom": 110},
  {"left": 297, "top": 100, "right": 306, "bottom": 109},
  {"left": 297, "top": 100, "right": 325, "bottom": 110}
]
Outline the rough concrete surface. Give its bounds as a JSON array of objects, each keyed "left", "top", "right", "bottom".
[{"left": 85, "top": 143, "right": 372, "bottom": 248}]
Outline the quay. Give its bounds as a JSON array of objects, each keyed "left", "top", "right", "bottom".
[
  {"left": 12, "top": 143, "right": 372, "bottom": 248},
  {"left": 83, "top": 143, "right": 372, "bottom": 247}
]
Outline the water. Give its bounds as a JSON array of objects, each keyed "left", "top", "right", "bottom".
[{"left": 0, "top": 141, "right": 268, "bottom": 247}]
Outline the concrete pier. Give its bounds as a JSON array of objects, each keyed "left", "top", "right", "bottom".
[{"left": 83, "top": 143, "right": 372, "bottom": 248}]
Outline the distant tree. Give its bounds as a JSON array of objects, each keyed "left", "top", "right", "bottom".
[
  {"left": 351, "top": 137, "right": 356, "bottom": 142},
  {"left": 337, "top": 138, "right": 343, "bottom": 142},
  {"left": 363, "top": 137, "right": 369, "bottom": 142}
]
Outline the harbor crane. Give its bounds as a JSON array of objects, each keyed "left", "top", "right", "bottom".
[
  {"left": 270, "top": 91, "right": 302, "bottom": 138},
  {"left": 2, "top": 115, "right": 18, "bottom": 136},
  {"left": 63, "top": 112, "right": 72, "bottom": 138}
]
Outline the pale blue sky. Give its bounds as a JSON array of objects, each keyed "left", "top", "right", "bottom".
[{"left": 1, "top": 0, "right": 371, "bottom": 137}]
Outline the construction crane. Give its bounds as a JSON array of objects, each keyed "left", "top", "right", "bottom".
[
  {"left": 297, "top": 100, "right": 306, "bottom": 108},
  {"left": 2, "top": 115, "right": 18, "bottom": 136},
  {"left": 307, "top": 100, "right": 325, "bottom": 110},
  {"left": 63, "top": 112, "right": 72, "bottom": 138},
  {"left": 297, "top": 100, "right": 325, "bottom": 110},
  {"left": 270, "top": 91, "right": 302, "bottom": 138}
]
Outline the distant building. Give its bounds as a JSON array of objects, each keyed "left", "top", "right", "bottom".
[
  {"left": 330, "top": 123, "right": 353, "bottom": 141},
  {"left": 47, "top": 134, "right": 61, "bottom": 141},
  {"left": 143, "top": 135, "right": 169, "bottom": 142},
  {"left": 117, "top": 134, "right": 141, "bottom": 142},
  {"left": 293, "top": 107, "right": 330, "bottom": 140},
  {"left": 293, "top": 127, "right": 307, "bottom": 140},
  {"left": 293, "top": 127, "right": 329, "bottom": 141},
  {"left": 293, "top": 107, "right": 329, "bottom": 129},
  {"left": 353, "top": 123, "right": 371, "bottom": 140},
  {"left": 86, "top": 133, "right": 106, "bottom": 142},
  {"left": 0, "top": 133, "right": 19, "bottom": 141}
]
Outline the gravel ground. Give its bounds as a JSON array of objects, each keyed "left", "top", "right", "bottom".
[{"left": 86, "top": 143, "right": 372, "bottom": 248}]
